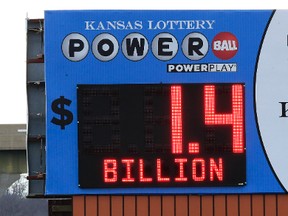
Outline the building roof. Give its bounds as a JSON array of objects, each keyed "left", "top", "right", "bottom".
[{"left": 0, "top": 124, "right": 26, "bottom": 150}]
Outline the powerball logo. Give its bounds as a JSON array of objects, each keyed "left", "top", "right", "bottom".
[
  {"left": 61, "top": 27, "right": 239, "bottom": 73},
  {"left": 167, "top": 32, "right": 238, "bottom": 73},
  {"left": 167, "top": 63, "right": 237, "bottom": 73}
]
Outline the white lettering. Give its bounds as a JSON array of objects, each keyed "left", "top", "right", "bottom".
[
  {"left": 148, "top": 20, "right": 216, "bottom": 30},
  {"left": 85, "top": 21, "right": 95, "bottom": 30},
  {"left": 167, "top": 64, "right": 237, "bottom": 72}
]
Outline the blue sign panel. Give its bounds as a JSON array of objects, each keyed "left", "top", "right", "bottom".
[{"left": 45, "top": 10, "right": 288, "bottom": 195}]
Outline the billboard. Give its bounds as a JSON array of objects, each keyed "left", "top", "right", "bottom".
[{"left": 45, "top": 10, "right": 288, "bottom": 195}]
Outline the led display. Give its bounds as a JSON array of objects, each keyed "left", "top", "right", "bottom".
[{"left": 77, "top": 83, "right": 246, "bottom": 188}]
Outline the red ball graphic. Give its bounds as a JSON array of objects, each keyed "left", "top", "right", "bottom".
[{"left": 212, "top": 32, "right": 239, "bottom": 60}]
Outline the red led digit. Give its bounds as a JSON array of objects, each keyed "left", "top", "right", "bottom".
[
  {"left": 204, "top": 84, "right": 244, "bottom": 153},
  {"left": 192, "top": 158, "right": 205, "bottom": 181},
  {"left": 171, "top": 85, "right": 183, "bottom": 154},
  {"left": 104, "top": 159, "right": 117, "bottom": 183},
  {"left": 121, "top": 159, "right": 135, "bottom": 182},
  {"left": 210, "top": 158, "right": 223, "bottom": 181},
  {"left": 139, "top": 159, "right": 153, "bottom": 182}
]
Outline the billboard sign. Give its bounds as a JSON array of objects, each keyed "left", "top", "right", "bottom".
[{"left": 45, "top": 10, "right": 288, "bottom": 195}]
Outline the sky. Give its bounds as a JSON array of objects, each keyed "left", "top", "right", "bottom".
[{"left": 0, "top": 0, "right": 286, "bottom": 124}]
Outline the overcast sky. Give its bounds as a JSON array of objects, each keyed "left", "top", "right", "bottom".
[{"left": 0, "top": 0, "right": 285, "bottom": 124}]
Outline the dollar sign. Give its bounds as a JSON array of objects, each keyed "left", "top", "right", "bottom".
[{"left": 51, "top": 96, "right": 73, "bottom": 129}]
